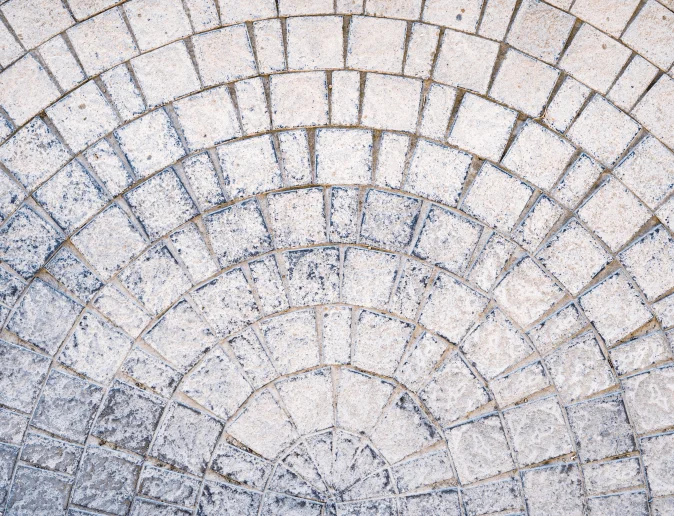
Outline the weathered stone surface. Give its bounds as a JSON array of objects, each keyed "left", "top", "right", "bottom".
[{"left": 0, "top": 4, "right": 673, "bottom": 513}]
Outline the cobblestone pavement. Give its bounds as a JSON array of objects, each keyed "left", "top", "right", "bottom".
[{"left": 0, "top": 0, "right": 673, "bottom": 514}]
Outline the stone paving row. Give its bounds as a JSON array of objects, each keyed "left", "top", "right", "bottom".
[{"left": 0, "top": 0, "right": 674, "bottom": 515}]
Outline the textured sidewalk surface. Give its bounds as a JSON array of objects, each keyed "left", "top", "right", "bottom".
[{"left": 0, "top": 0, "right": 674, "bottom": 514}]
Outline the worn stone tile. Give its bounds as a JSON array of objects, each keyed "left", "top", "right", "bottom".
[
  {"left": 622, "top": 0, "right": 674, "bottom": 70},
  {"left": 559, "top": 23, "right": 631, "bottom": 94},
  {"left": 353, "top": 310, "right": 414, "bottom": 376},
  {"left": 283, "top": 247, "right": 340, "bottom": 306},
  {"left": 7, "top": 278, "right": 81, "bottom": 355},
  {"left": 323, "top": 306, "right": 352, "bottom": 364},
  {"left": 513, "top": 195, "right": 564, "bottom": 253},
  {"left": 620, "top": 226, "right": 674, "bottom": 301},
  {"left": 249, "top": 255, "right": 289, "bottom": 315},
  {"left": 192, "top": 24, "right": 257, "bottom": 86},
  {"left": 501, "top": 120, "right": 575, "bottom": 191},
  {"left": 329, "top": 186, "right": 359, "bottom": 242},
  {"left": 491, "top": 361, "right": 551, "bottom": 407},
  {"left": 124, "top": 0, "right": 191, "bottom": 52},
  {"left": 494, "top": 257, "right": 564, "bottom": 329},
  {"left": 227, "top": 389, "right": 298, "bottom": 459},
  {"left": 405, "top": 23, "right": 440, "bottom": 79},
  {"left": 170, "top": 223, "right": 219, "bottom": 283},
  {"left": 92, "top": 380, "right": 165, "bottom": 453},
  {"left": 277, "top": 368, "right": 333, "bottom": 434},
  {"left": 93, "top": 284, "right": 151, "bottom": 338},
  {"left": 0, "top": 340, "right": 50, "bottom": 413},
  {"left": 267, "top": 187, "right": 327, "bottom": 247},
  {"left": 342, "top": 247, "right": 398, "bottom": 310},
  {"left": 121, "top": 347, "right": 182, "bottom": 397},
  {"left": 287, "top": 16, "right": 343, "bottom": 71},
  {"left": 254, "top": 19, "right": 285, "bottom": 74},
  {"left": 72, "top": 445, "right": 141, "bottom": 515},
  {"left": 0, "top": 408, "right": 27, "bottom": 446},
  {"left": 579, "top": 271, "right": 653, "bottom": 345},
  {"left": 0, "top": 55, "right": 61, "bottom": 126},
  {"left": 448, "top": 414, "right": 514, "bottom": 483},
  {"left": 462, "top": 308, "right": 533, "bottom": 380},
  {"left": 419, "top": 353, "right": 490, "bottom": 426},
  {"left": 271, "top": 71, "right": 329, "bottom": 128},
  {"left": 39, "top": 34, "right": 84, "bottom": 91},
  {"left": 219, "top": 0, "right": 277, "bottom": 24},
  {"left": 583, "top": 457, "right": 643, "bottom": 495},
  {"left": 143, "top": 298, "right": 216, "bottom": 370},
  {"left": 587, "top": 491, "right": 649, "bottom": 516},
  {"left": 610, "top": 332, "right": 671, "bottom": 376},
  {"left": 405, "top": 140, "right": 472, "bottom": 207},
  {"left": 68, "top": 7, "right": 138, "bottom": 76},
  {"left": 100, "top": 64, "right": 146, "bottom": 122},
  {"left": 566, "top": 393, "right": 635, "bottom": 463},
  {"left": 6, "top": 466, "right": 72, "bottom": 514},
  {"left": 118, "top": 244, "right": 192, "bottom": 315},
  {"left": 316, "top": 128, "right": 373, "bottom": 184},
  {"left": 234, "top": 77, "right": 271, "bottom": 134},
  {"left": 449, "top": 94, "right": 518, "bottom": 162},
  {"left": 553, "top": 153, "right": 603, "bottom": 210},
  {"left": 434, "top": 30, "right": 498, "bottom": 95},
  {"left": 421, "top": 272, "right": 489, "bottom": 342},
  {"left": 491, "top": 49, "right": 560, "bottom": 117},
  {"left": 174, "top": 87, "right": 241, "bottom": 152},
  {"left": 641, "top": 432, "right": 674, "bottom": 496},
  {"left": 361, "top": 73, "right": 423, "bottom": 132},
  {"left": 544, "top": 332, "right": 616, "bottom": 403},
  {"left": 114, "top": 109, "right": 185, "bottom": 179},
  {"left": 226, "top": 328, "right": 277, "bottom": 389},
  {"left": 506, "top": 0, "right": 575, "bottom": 64},
  {"left": 151, "top": 402, "right": 223, "bottom": 475},
  {"left": 204, "top": 199, "right": 273, "bottom": 267},
  {"left": 504, "top": 396, "right": 573, "bottom": 466},
  {"left": 632, "top": 75, "right": 674, "bottom": 150},
  {"left": 467, "top": 233, "right": 516, "bottom": 292},
  {"left": 577, "top": 176, "right": 651, "bottom": 253},
  {"left": 34, "top": 160, "right": 109, "bottom": 234},
  {"left": 370, "top": 391, "right": 439, "bottom": 463},
  {"left": 347, "top": 16, "right": 406, "bottom": 74},
  {"left": 137, "top": 464, "right": 200, "bottom": 507},
  {"left": 198, "top": 481, "right": 262, "bottom": 515},
  {"left": 521, "top": 463, "right": 585, "bottom": 516},
  {"left": 543, "top": 76, "right": 591, "bottom": 134},
  {"left": 59, "top": 310, "right": 133, "bottom": 383},
  {"left": 608, "top": 56, "right": 659, "bottom": 112},
  {"left": 31, "top": 370, "right": 104, "bottom": 443},
  {"left": 20, "top": 432, "right": 83, "bottom": 475},
  {"left": 180, "top": 346, "right": 252, "bottom": 419},
  {"left": 0, "top": 117, "right": 71, "bottom": 192},
  {"left": 623, "top": 366, "right": 674, "bottom": 434},
  {"left": 218, "top": 135, "right": 282, "bottom": 200},
  {"left": 0, "top": 443, "right": 19, "bottom": 507},
  {"left": 567, "top": 95, "right": 640, "bottom": 167},
  {"left": 260, "top": 309, "right": 320, "bottom": 375},
  {"left": 47, "top": 248, "right": 104, "bottom": 302},
  {"left": 463, "top": 477, "right": 523, "bottom": 515},
  {"left": 361, "top": 189, "right": 422, "bottom": 252},
  {"left": 538, "top": 219, "right": 611, "bottom": 295},
  {"left": 424, "top": 0, "right": 485, "bottom": 33}
]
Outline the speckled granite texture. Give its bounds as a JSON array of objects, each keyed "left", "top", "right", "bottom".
[{"left": 0, "top": 0, "right": 673, "bottom": 514}]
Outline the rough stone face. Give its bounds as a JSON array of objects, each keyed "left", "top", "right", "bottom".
[
  {"left": 31, "top": 370, "right": 104, "bottom": 443},
  {"left": 1, "top": 2, "right": 674, "bottom": 513},
  {"left": 72, "top": 446, "right": 141, "bottom": 515},
  {"left": 150, "top": 403, "right": 223, "bottom": 475},
  {"left": 91, "top": 380, "right": 165, "bottom": 454}
]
